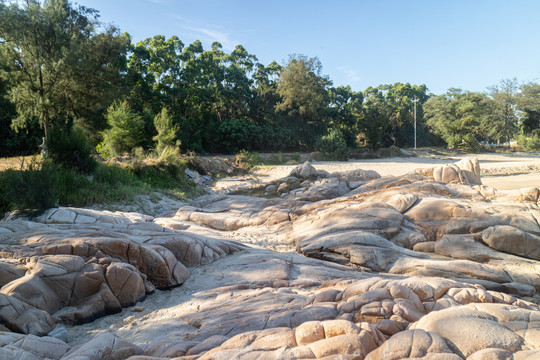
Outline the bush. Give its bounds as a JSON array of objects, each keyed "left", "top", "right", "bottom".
[
  {"left": 517, "top": 133, "right": 540, "bottom": 151},
  {"left": 315, "top": 129, "right": 349, "bottom": 161},
  {"left": 153, "top": 108, "right": 180, "bottom": 153},
  {"left": 0, "top": 158, "right": 57, "bottom": 215},
  {"left": 47, "top": 126, "right": 97, "bottom": 173},
  {"left": 235, "top": 150, "right": 263, "bottom": 169},
  {"left": 98, "top": 101, "right": 145, "bottom": 158}
]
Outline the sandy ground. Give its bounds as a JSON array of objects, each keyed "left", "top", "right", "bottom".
[
  {"left": 251, "top": 154, "right": 540, "bottom": 181},
  {"left": 246, "top": 153, "right": 540, "bottom": 190}
]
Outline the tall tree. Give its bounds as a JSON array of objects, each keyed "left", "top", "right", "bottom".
[
  {"left": 275, "top": 55, "right": 332, "bottom": 147},
  {"left": 0, "top": 0, "right": 129, "bottom": 141},
  {"left": 486, "top": 78, "right": 519, "bottom": 146},
  {"left": 327, "top": 85, "right": 363, "bottom": 147},
  {"left": 358, "top": 86, "right": 392, "bottom": 149},
  {"left": 127, "top": 35, "right": 184, "bottom": 114},
  {"left": 518, "top": 82, "right": 540, "bottom": 135},
  {"left": 425, "top": 88, "right": 488, "bottom": 149}
]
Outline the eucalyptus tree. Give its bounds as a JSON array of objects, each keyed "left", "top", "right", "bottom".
[
  {"left": 358, "top": 86, "right": 392, "bottom": 149},
  {"left": 517, "top": 82, "right": 540, "bottom": 135},
  {"left": 327, "top": 85, "right": 363, "bottom": 147},
  {"left": 127, "top": 35, "right": 184, "bottom": 114},
  {"left": 485, "top": 78, "right": 519, "bottom": 146},
  {"left": 425, "top": 88, "right": 489, "bottom": 150},
  {"left": 275, "top": 55, "right": 332, "bottom": 148}
]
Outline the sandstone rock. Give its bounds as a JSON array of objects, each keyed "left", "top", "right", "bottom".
[
  {"left": 365, "top": 329, "right": 458, "bottom": 360},
  {"left": 482, "top": 225, "right": 540, "bottom": 261},
  {"left": 467, "top": 348, "right": 513, "bottom": 360},
  {"left": 62, "top": 332, "right": 143, "bottom": 359},
  {"left": 290, "top": 161, "right": 317, "bottom": 178},
  {"left": 0, "top": 293, "right": 56, "bottom": 335},
  {"left": 410, "top": 305, "right": 525, "bottom": 358},
  {"left": 0, "top": 332, "right": 71, "bottom": 360}
]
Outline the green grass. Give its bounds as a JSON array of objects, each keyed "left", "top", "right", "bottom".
[{"left": 0, "top": 157, "right": 202, "bottom": 216}]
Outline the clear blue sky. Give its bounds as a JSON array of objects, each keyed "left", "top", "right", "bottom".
[{"left": 78, "top": 0, "right": 540, "bottom": 95}]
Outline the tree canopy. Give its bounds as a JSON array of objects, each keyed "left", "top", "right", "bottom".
[
  {"left": 0, "top": 0, "right": 130, "bottom": 141},
  {"left": 0, "top": 0, "right": 537, "bottom": 157}
]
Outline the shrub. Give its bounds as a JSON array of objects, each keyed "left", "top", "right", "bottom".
[
  {"left": 0, "top": 158, "right": 57, "bottom": 215},
  {"left": 98, "top": 101, "right": 145, "bottom": 158},
  {"left": 235, "top": 150, "right": 263, "bottom": 169},
  {"left": 517, "top": 133, "right": 540, "bottom": 151},
  {"left": 153, "top": 108, "right": 180, "bottom": 153},
  {"left": 315, "top": 129, "right": 349, "bottom": 161},
  {"left": 47, "top": 126, "right": 97, "bottom": 173}
]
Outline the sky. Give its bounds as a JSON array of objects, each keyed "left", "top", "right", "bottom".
[{"left": 77, "top": 0, "right": 540, "bottom": 95}]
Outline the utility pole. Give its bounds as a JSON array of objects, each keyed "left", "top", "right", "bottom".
[{"left": 411, "top": 96, "right": 419, "bottom": 149}]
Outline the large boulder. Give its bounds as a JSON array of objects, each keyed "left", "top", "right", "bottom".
[{"left": 290, "top": 161, "right": 318, "bottom": 178}]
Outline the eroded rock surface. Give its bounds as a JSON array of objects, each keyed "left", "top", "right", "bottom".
[{"left": 1, "top": 157, "right": 539, "bottom": 359}]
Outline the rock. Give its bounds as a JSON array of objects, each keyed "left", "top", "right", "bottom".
[
  {"left": 290, "top": 161, "right": 317, "bottom": 178},
  {"left": 62, "top": 332, "right": 143, "bottom": 359},
  {"left": 188, "top": 156, "right": 234, "bottom": 175},
  {"left": 290, "top": 177, "right": 350, "bottom": 202},
  {"left": 0, "top": 293, "right": 56, "bottom": 336},
  {"left": 365, "top": 329, "right": 459, "bottom": 360},
  {"left": 277, "top": 182, "right": 290, "bottom": 193},
  {"left": 482, "top": 225, "right": 540, "bottom": 261},
  {"left": 47, "top": 326, "right": 68, "bottom": 342},
  {"left": 0, "top": 332, "right": 71, "bottom": 359},
  {"left": 455, "top": 157, "right": 482, "bottom": 185},
  {"left": 410, "top": 305, "right": 526, "bottom": 358},
  {"left": 1, "top": 156, "right": 540, "bottom": 359},
  {"left": 432, "top": 157, "right": 482, "bottom": 186}
]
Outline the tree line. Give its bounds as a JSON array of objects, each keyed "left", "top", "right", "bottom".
[{"left": 1, "top": 0, "right": 539, "bottom": 159}]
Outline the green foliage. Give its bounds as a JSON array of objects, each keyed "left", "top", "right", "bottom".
[
  {"left": 0, "top": 158, "right": 57, "bottom": 215},
  {"left": 0, "top": 155, "right": 199, "bottom": 216},
  {"left": 276, "top": 55, "right": 332, "bottom": 148},
  {"left": 235, "top": 150, "right": 263, "bottom": 169},
  {"left": 0, "top": 0, "right": 129, "bottom": 139},
  {"left": 153, "top": 108, "right": 180, "bottom": 153},
  {"left": 99, "top": 101, "right": 145, "bottom": 158},
  {"left": 216, "top": 119, "right": 262, "bottom": 153},
  {"left": 1, "top": 1, "right": 537, "bottom": 158},
  {"left": 517, "top": 134, "right": 540, "bottom": 150},
  {"left": 47, "top": 126, "right": 97, "bottom": 173},
  {"left": 315, "top": 129, "right": 349, "bottom": 161},
  {"left": 0, "top": 73, "right": 41, "bottom": 157},
  {"left": 518, "top": 83, "right": 540, "bottom": 135},
  {"left": 425, "top": 89, "right": 488, "bottom": 149},
  {"left": 485, "top": 79, "right": 519, "bottom": 146},
  {"left": 357, "top": 83, "right": 429, "bottom": 149}
]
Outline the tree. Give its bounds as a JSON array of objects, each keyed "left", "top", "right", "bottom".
[
  {"left": 518, "top": 82, "right": 540, "bottom": 135},
  {"left": 424, "top": 88, "right": 488, "bottom": 150},
  {"left": 250, "top": 61, "right": 282, "bottom": 125},
  {"left": 0, "top": 0, "right": 129, "bottom": 142},
  {"left": 357, "top": 87, "right": 392, "bottom": 149},
  {"left": 98, "top": 101, "right": 145, "bottom": 158},
  {"left": 127, "top": 35, "right": 184, "bottom": 114},
  {"left": 153, "top": 108, "right": 180, "bottom": 153},
  {"left": 275, "top": 55, "right": 332, "bottom": 148},
  {"left": 326, "top": 85, "right": 363, "bottom": 147},
  {"left": 486, "top": 78, "right": 519, "bottom": 146},
  {"left": 0, "top": 59, "right": 41, "bottom": 156}
]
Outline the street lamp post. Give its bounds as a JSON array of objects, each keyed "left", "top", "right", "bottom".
[{"left": 411, "top": 96, "right": 418, "bottom": 149}]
